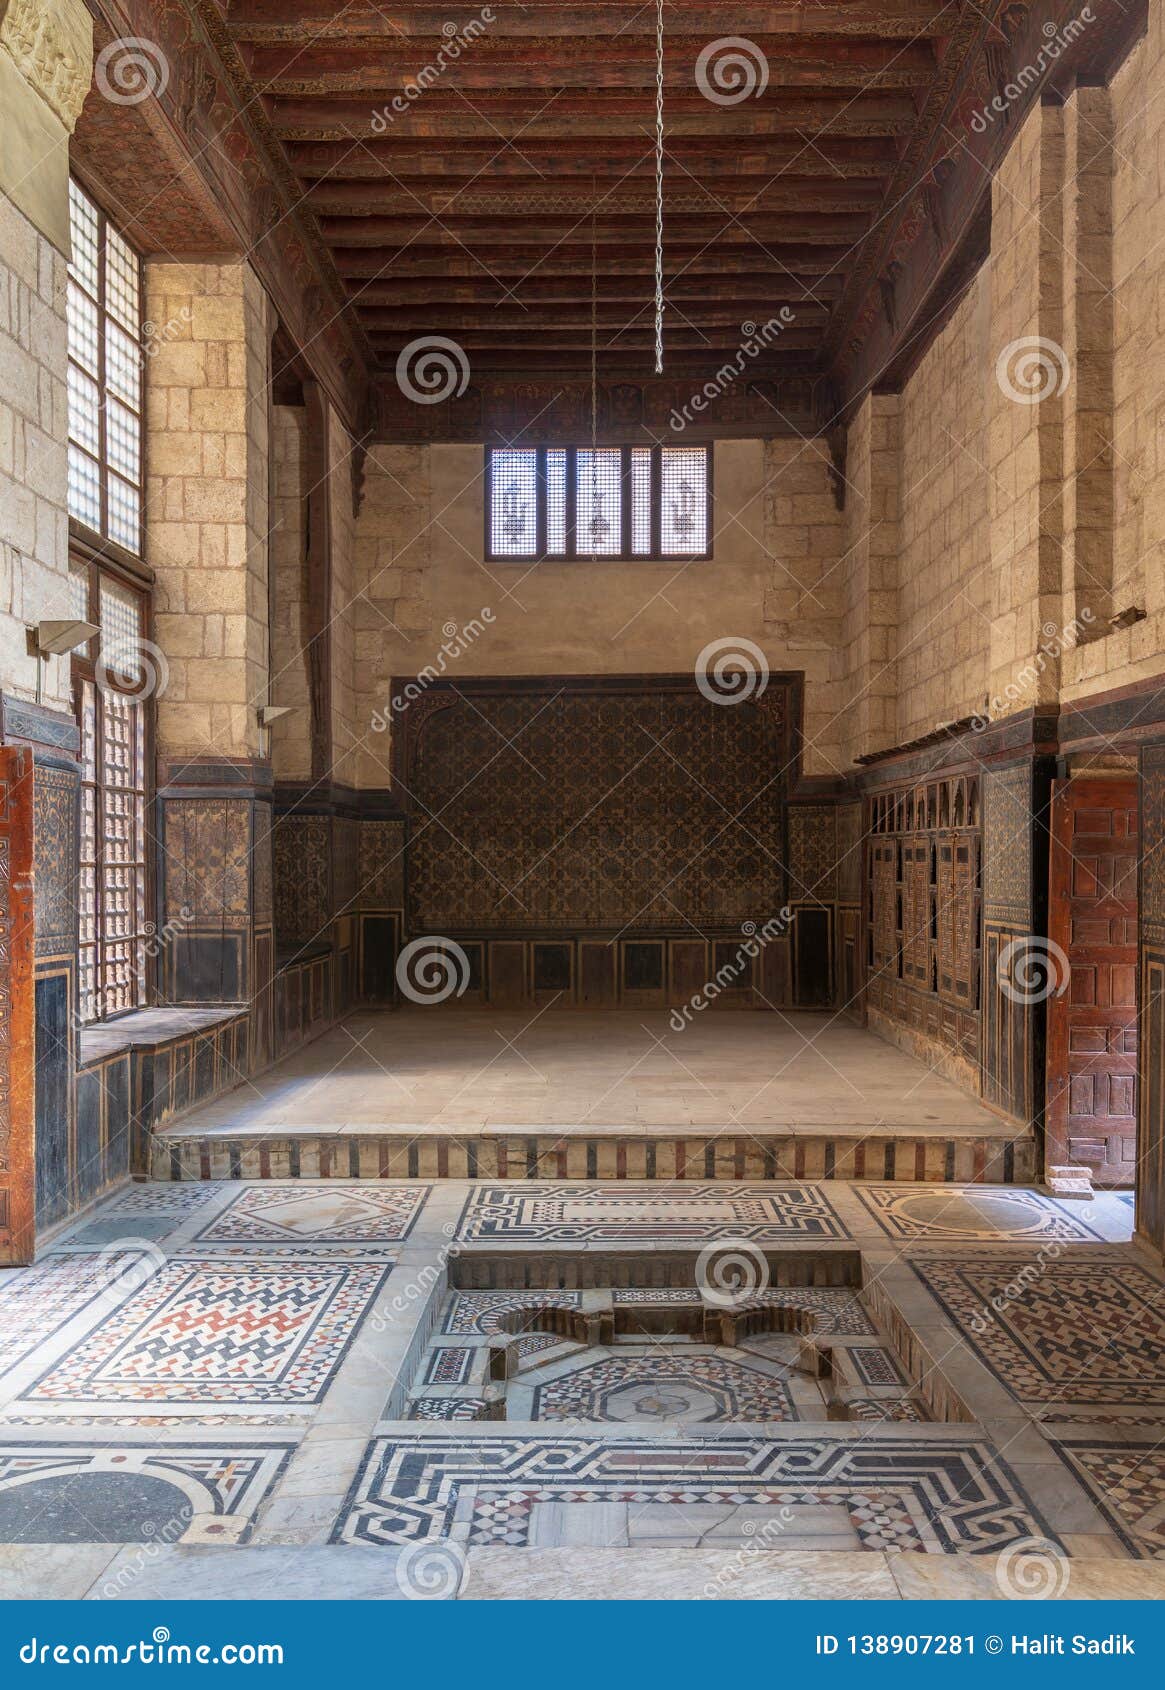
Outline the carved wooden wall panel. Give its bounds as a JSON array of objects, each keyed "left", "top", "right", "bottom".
[{"left": 864, "top": 771, "right": 981, "bottom": 1069}]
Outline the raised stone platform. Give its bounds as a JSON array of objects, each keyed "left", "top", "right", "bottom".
[{"left": 150, "top": 1008, "right": 1033, "bottom": 1185}]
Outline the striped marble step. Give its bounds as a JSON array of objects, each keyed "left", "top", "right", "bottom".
[{"left": 151, "top": 1130, "right": 1036, "bottom": 1185}]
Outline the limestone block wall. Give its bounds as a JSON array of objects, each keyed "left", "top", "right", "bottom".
[
  {"left": 351, "top": 437, "right": 844, "bottom": 786},
  {"left": 895, "top": 274, "right": 991, "bottom": 745},
  {"left": 0, "top": 195, "right": 72, "bottom": 712},
  {"left": 144, "top": 260, "right": 271, "bottom": 760},
  {"left": 839, "top": 392, "right": 899, "bottom": 766}
]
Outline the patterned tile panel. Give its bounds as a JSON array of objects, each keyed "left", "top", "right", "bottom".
[
  {"left": 530, "top": 1355, "right": 796, "bottom": 1423},
  {"left": 0, "top": 1254, "right": 150, "bottom": 1379},
  {"left": 844, "top": 1346, "right": 908, "bottom": 1388},
  {"left": 612, "top": 1287, "right": 876, "bottom": 1336},
  {"left": 456, "top": 1184, "right": 848, "bottom": 1242},
  {"left": 0, "top": 1442, "right": 292, "bottom": 1545},
  {"left": 23, "top": 1259, "right": 389, "bottom": 1405},
  {"left": 913, "top": 1256, "right": 1165, "bottom": 1407},
  {"left": 407, "top": 1397, "right": 487, "bottom": 1422},
  {"left": 442, "top": 1292, "right": 580, "bottom": 1336},
  {"left": 1050, "top": 1440, "right": 1165, "bottom": 1560},
  {"left": 193, "top": 1185, "right": 428, "bottom": 1244},
  {"left": 332, "top": 1433, "right": 1054, "bottom": 1554},
  {"left": 855, "top": 1185, "right": 1104, "bottom": 1243},
  {"left": 423, "top": 1348, "right": 473, "bottom": 1386}
]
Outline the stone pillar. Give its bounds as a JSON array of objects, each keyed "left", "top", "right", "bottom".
[
  {"left": 143, "top": 260, "right": 272, "bottom": 1008},
  {"left": 987, "top": 101, "right": 1066, "bottom": 714},
  {"left": 841, "top": 392, "right": 899, "bottom": 761},
  {"left": 1061, "top": 86, "right": 1115, "bottom": 633}
]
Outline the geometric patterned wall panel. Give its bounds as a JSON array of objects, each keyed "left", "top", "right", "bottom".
[{"left": 395, "top": 679, "right": 794, "bottom": 932}]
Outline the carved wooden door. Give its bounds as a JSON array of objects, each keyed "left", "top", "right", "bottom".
[
  {"left": 1046, "top": 776, "right": 1138, "bottom": 1184},
  {"left": 0, "top": 746, "right": 36, "bottom": 1264}
]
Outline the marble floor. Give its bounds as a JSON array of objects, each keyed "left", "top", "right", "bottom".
[
  {"left": 1, "top": 1175, "right": 1161, "bottom": 1600},
  {"left": 159, "top": 1010, "right": 1004, "bottom": 1136}
]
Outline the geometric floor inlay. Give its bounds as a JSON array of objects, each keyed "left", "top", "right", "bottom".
[
  {"left": 455, "top": 1184, "right": 849, "bottom": 1242},
  {"left": 913, "top": 1255, "right": 1165, "bottom": 1407},
  {"left": 1049, "top": 1441, "right": 1165, "bottom": 1560},
  {"left": 0, "top": 1254, "right": 149, "bottom": 1379},
  {"left": 529, "top": 1355, "right": 797, "bottom": 1422},
  {"left": 0, "top": 1442, "right": 293, "bottom": 1543},
  {"left": 441, "top": 1287, "right": 877, "bottom": 1338},
  {"left": 194, "top": 1185, "right": 429, "bottom": 1244},
  {"left": 332, "top": 1433, "right": 1053, "bottom": 1554},
  {"left": 855, "top": 1185, "right": 1105, "bottom": 1243},
  {"left": 22, "top": 1259, "right": 389, "bottom": 1405}
]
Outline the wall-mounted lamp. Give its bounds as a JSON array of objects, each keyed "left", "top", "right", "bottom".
[
  {"left": 27, "top": 619, "right": 98, "bottom": 658},
  {"left": 26, "top": 619, "right": 99, "bottom": 704},
  {"left": 258, "top": 705, "right": 292, "bottom": 728}
]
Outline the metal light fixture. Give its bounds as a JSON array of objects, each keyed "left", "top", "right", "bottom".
[{"left": 27, "top": 619, "right": 98, "bottom": 657}]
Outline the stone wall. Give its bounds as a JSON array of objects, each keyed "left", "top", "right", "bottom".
[
  {"left": 144, "top": 259, "right": 270, "bottom": 761},
  {"left": 351, "top": 437, "right": 845, "bottom": 785}
]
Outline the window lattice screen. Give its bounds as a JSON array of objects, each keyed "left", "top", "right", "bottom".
[
  {"left": 66, "top": 179, "right": 143, "bottom": 554},
  {"left": 486, "top": 446, "right": 709, "bottom": 561}
]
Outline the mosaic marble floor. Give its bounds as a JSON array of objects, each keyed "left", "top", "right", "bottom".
[{"left": 0, "top": 1175, "right": 1161, "bottom": 1602}]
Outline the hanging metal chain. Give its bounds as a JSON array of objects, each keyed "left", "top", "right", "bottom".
[
  {"left": 590, "top": 195, "right": 599, "bottom": 563},
  {"left": 654, "top": 0, "right": 664, "bottom": 374}
]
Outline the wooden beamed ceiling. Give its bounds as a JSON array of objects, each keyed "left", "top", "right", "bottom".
[{"left": 210, "top": 0, "right": 1145, "bottom": 437}]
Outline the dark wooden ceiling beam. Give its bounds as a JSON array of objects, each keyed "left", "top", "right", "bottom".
[
  {"left": 247, "top": 40, "right": 938, "bottom": 93},
  {"left": 319, "top": 212, "right": 870, "bottom": 244},
  {"left": 286, "top": 139, "right": 899, "bottom": 180},
  {"left": 349, "top": 275, "right": 846, "bottom": 304},
  {"left": 360, "top": 303, "right": 831, "bottom": 329},
  {"left": 268, "top": 93, "right": 920, "bottom": 142},
  {"left": 333, "top": 244, "right": 855, "bottom": 277},
  {"left": 229, "top": 1, "right": 956, "bottom": 43}
]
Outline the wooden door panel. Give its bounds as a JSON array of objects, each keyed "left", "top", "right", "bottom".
[
  {"left": 0, "top": 747, "right": 35, "bottom": 1265},
  {"left": 1047, "top": 776, "right": 1138, "bottom": 1185}
]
